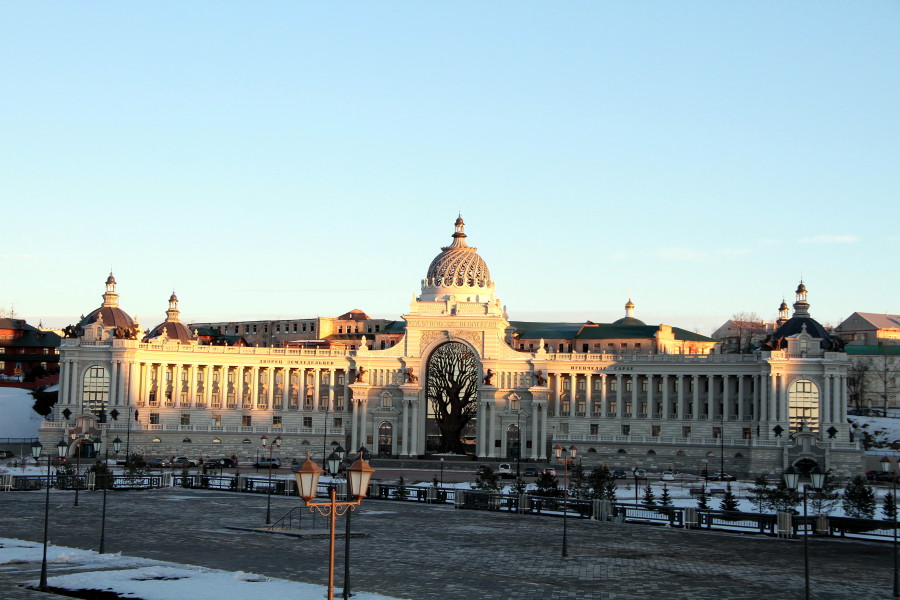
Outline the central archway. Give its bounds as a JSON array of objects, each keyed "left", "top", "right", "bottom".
[{"left": 425, "top": 342, "right": 479, "bottom": 454}]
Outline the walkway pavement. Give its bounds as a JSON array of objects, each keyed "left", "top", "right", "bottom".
[{"left": 0, "top": 488, "right": 893, "bottom": 599}]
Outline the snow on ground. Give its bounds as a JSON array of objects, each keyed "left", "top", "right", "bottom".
[
  {"left": 849, "top": 413, "right": 900, "bottom": 455},
  {"left": 0, "top": 537, "right": 405, "bottom": 600},
  {"left": 0, "top": 386, "right": 42, "bottom": 439}
]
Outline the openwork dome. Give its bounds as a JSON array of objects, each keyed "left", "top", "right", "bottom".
[{"left": 421, "top": 217, "right": 495, "bottom": 300}]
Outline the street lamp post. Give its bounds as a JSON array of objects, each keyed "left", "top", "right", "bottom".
[
  {"left": 261, "top": 434, "right": 283, "bottom": 525},
  {"left": 31, "top": 439, "right": 68, "bottom": 590},
  {"left": 295, "top": 450, "right": 375, "bottom": 600},
  {"left": 440, "top": 458, "right": 444, "bottom": 488},
  {"left": 98, "top": 435, "right": 122, "bottom": 553},
  {"left": 881, "top": 456, "right": 900, "bottom": 598},
  {"left": 783, "top": 465, "right": 825, "bottom": 600},
  {"left": 554, "top": 443, "right": 577, "bottom": 559}
]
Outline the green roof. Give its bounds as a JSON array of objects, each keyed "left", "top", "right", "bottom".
[
  {"left": 845, "top": 345, "right": 900, "bottom": 356},
  {"left": 509, "top": 321, "right": 713, "bottom": 343}
]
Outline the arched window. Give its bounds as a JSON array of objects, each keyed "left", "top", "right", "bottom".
[
  {"left": 182, "top": 438, "right": 192, "bottom": 443},
  {"left": 212, "top": 438, "right": 222, "bottom": 444},
  {"left": 647, "top": 449, "right": 656, "bottom": 455},
  {"left": 82, "top": 365, "right": 110, "bottom": 416},
  {"left": 706, "top": 451, "right": 715, "bottom": 457},
  {"left": 617, "top": 448, "right": 627, "bottom": 454},
  {"left": 788, "top": 379, "right": 820, "bottom": 432},
  {"left": 152, "top": 437, "right": 161, "bottom": 443},
  {"left": 676, "top": 450, "right": 686, "bottom": 456}
]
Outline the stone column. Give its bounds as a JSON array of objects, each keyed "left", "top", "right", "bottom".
[
  {"left": 475, "top": 399, "right": 487, "bottom": 458},
  {"left": 779, "top": 373, "right": 788, "bottom": 427},
  {"left": 630, "top": 374, "right": 638, "bottom": 416},
  {"left": 313, "top": 368, "right": 320, "bottom": 411},
  {"left": 661, "top": 374, "right": 669, "bottom": 418},
  {"left": 600, "top": 375, "right": 607, "bottom": 416},
  {"left": 677, "top": 375, "right": 685, "bottom": 420},
  {"left": 737, "top": 375, "right": 745, "bottom": 421},
  {"left": 109, "top": 359, "right": 119, "bottom": 407},
  {"left": 410, "top": 396, "right": 419, "bottom": 456},
  {"left": 707, "top": 375, "right": 715, "bottom": 420},
  {"left": 488, "top": 400, "right": 497, "bottom": 458},
  {"left": 350, "top": 399, "right": 359, "bottom": 452},
  {"left": 327, "top": 369, "right": 335, "bottom": 411},
  {"left": 586, "top": 374, "right": 593, "bottom": 416},
  {"left": 769, "top": 373, "right": 778, "bottom": 425},
  {"left": 401, "top": 399, "right": 409, "bottom": 456},
  {"left": 822, "top": 374, "right": 832, "bottom": 426},
  {"left": 647, "top": 374, "right": 654, "bottom": 416},
  {"left": 692, "top": 375, "right": 700, "bottom": 420},
  {"left": 531, "top": 400, "right": 540, "bottom": 459},
  {"left": 720, "top": 374, "right": 728, "bottom": 421},
  {"left": 615, "top": 375, "right": 623, "bottom": 417}
]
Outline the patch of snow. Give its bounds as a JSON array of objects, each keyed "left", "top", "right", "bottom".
[{"left": 0, "top": 387, "right": 42, "bottom": 438}]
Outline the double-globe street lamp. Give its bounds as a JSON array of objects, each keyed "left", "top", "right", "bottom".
[
  {"left": 69, "top": 431, "right": 100, "bottom": 508},
  {"left": 260, "top": 434, "right": 283, "bottom": 525},
  {"left": 553, "top": 443, "right": 577, "bottom": 558},
  {"left": 31, "top": 439, "right": 68, "bottom": 591},
  {"left": 881, "top": 456, "right": 900, "bottom": 598},
  {"left": 783, "top": 465, "right": 825, "bottom": 600},
  {"left": 98, "top": 434, "right": 123, "bottom": 554},
  {"left": 295, "top": 449, "right": 375, "bottom": 600}
]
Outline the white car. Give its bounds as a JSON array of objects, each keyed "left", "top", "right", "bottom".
[{"left": 661, "top": 471, "right": 675, "bottom": 481}]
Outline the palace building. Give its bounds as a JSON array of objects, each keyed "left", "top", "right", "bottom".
[{"left": 42, "top": 218, "right": 862, "bottom": 476}]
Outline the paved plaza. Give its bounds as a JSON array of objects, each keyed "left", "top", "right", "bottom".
[{"left": 0, "top": 487, "right": 893, "bottom": 599}]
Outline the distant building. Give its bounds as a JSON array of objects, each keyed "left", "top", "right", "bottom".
[
  {"left": 711, "top": 317, "right": 776, "bottom": 354},
  {"left": 836, "top": 312, "right": 900, "bottom": 346},
  {"left": 0, "top": 318, "right": 60, "bottom": 381}
]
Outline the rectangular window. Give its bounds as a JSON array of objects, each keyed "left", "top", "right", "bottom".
[
  {"left": 241, "top": 415, "right": 252, "bottom": 427},
  {"left": 150, "top": 413, "right": 160, "bottom": 425},
  {"left": 634, "top": 343, "right": 642, "bottom": 352},
  {"left": 641, "top": 380, "right": 648, "bottom": 392},
  {"left": 180, "top": 413, "right": 190, "bottom": 425},
  {"left": 742, "top": 427, "right": 752, "bottom": 439},
  {"left": 590, "top": 423, "right": 599, "bottom": 435},
  {"left": 273, "top": 415, "right": 282, "bottom": 427},
  {"left": 303, "top": 416, "right": 312, "bottom": 428},
  {"left": 712, "top": 426, "right": 722, "bottom": 439},
  {"left": 621, "top": 424, "right": 630, "bottom": 436},
  {"left": 652, "top": 425, "right": 661, "bottom": 437},
  {"left": 682, "top": 426, "right": 692, "bottom": 438},
  {"left": 610, "top": 380, "right": 617, "bottom": 392},
  {"left": 211, "top": 414, "right": 221, "bottom": 426},
  {"left": 625, "top": 380, "right": 632, "bottom": 392},
  {"left": 334, "top": 417, "right": 343, "bottom": 429}
]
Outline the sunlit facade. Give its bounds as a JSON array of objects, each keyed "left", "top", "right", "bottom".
[{"left": 42, "top": 219, "right": 861, "bottom": 476}]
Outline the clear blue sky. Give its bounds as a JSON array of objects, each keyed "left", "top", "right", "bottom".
[{"left": 2, "top": 2, "right": 897, "bottom": 334}]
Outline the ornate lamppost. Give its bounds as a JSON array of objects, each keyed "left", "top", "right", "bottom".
[
  {"left": 31, "top": 439, "right": 68, "bottom": 590},
  {"left": 783, "top": 465, "right": 825, "bottom": 600},
  {"left": 261, "top": 434, "right": 283, "bottom": 525},
  {"left": 69, "top": 432, "right": 100, "bottom": 507},
  {"left": 98, "top": 435, "right": 122, "bottom": 553},
  {"left": 295, "top": 449, "right": 375, "bottom": 600},
  {"left": 554, "top": 443, "right": 577, "bottom": 558},
  {"left": 881, "top": 456, "right": 900, "bottom": 598}
]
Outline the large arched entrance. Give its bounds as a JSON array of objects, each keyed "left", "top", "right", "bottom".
[
  {"left": 82, "top": 365, "right": 110, "bottom": 417},
  {"left": 425, "top": 342, "right": 479, "bottom": 454},
  {"left": 788, "top": 379, "right": 820, "bottom": 432}
]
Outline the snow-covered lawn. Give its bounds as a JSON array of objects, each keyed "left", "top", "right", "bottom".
[
  {"left": 0, "top": 537, "right": 405, "bottom": 600},
  {"left": 0, "top": 386, "right": 43, "bottom": 439}
]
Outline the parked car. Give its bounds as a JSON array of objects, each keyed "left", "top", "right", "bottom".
[
  {"left": 708, "top": 472, "right": 736, "bottom": 481},
  {"left": 253, "top": 457, "right": 281, "bottom": 469},
  {"left": 633, "top": 469, "right": 647, "bottom": 479},
  {"left": 205, "top": 458, "right": 237, "bottom": 468},
  {"left": 661, "top": 471, "right": 675, "bottom": 481},
  {"left": 866, "top": 470, "right": 899, "bottom": 482},
  {"left": 541, "top": 467, "right": 557, "bottom": 476},
  {"left": 523, "top": 467, "right": 538, "bottom": 477},
  {"left": 475, "top": 464, "right": 492, "bottom": 475},
  {"left": 147, "top": 458, "right": 171, "bottom": 468},
  {"left": 172, "top": 456, "right": 197, "bottom": 468},
  {"left": 0, "top": 450, "right": 14, "bottom": 459},
  {"left": 496, "top": 463, "right": 514, "bottom": 478},
  {"left": 612, "top": 469, "right": 627, "bottom": 479},
  {"left": 52, "top": 456, "right": 69, "bottom": 466}
]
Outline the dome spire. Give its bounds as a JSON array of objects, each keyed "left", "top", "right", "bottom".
[
  {"left": 448, "top": 215, "right": 471, "bottom": 249},
  {"left": 793, "top": 280, "right": 810, "bottom": 318},
  {"left": 777, "top": 298, "right": 790, "bottom": 325},
  {"left": 102, "top": 272, "right": 119, "bottom": 307},
  {"left": 166, "top": 291, "right": 180, "bottom": 322}
]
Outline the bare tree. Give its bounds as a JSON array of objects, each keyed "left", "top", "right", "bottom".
[
  {"left": 868, "top": 348, "right": 900, "bottom": 416},
  {"left": 730, "top": 312, "right": 767, "bottom": 353},
  {"left": 427, "top": 342, "right": 478, "bottom": 454},
  {"left": 847, "top": 360, "right": 870, "bottom": 412}
]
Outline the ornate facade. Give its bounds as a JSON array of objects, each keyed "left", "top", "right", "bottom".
[{"left": 42, "top": 218, "right": 862, "bottom": 476}]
